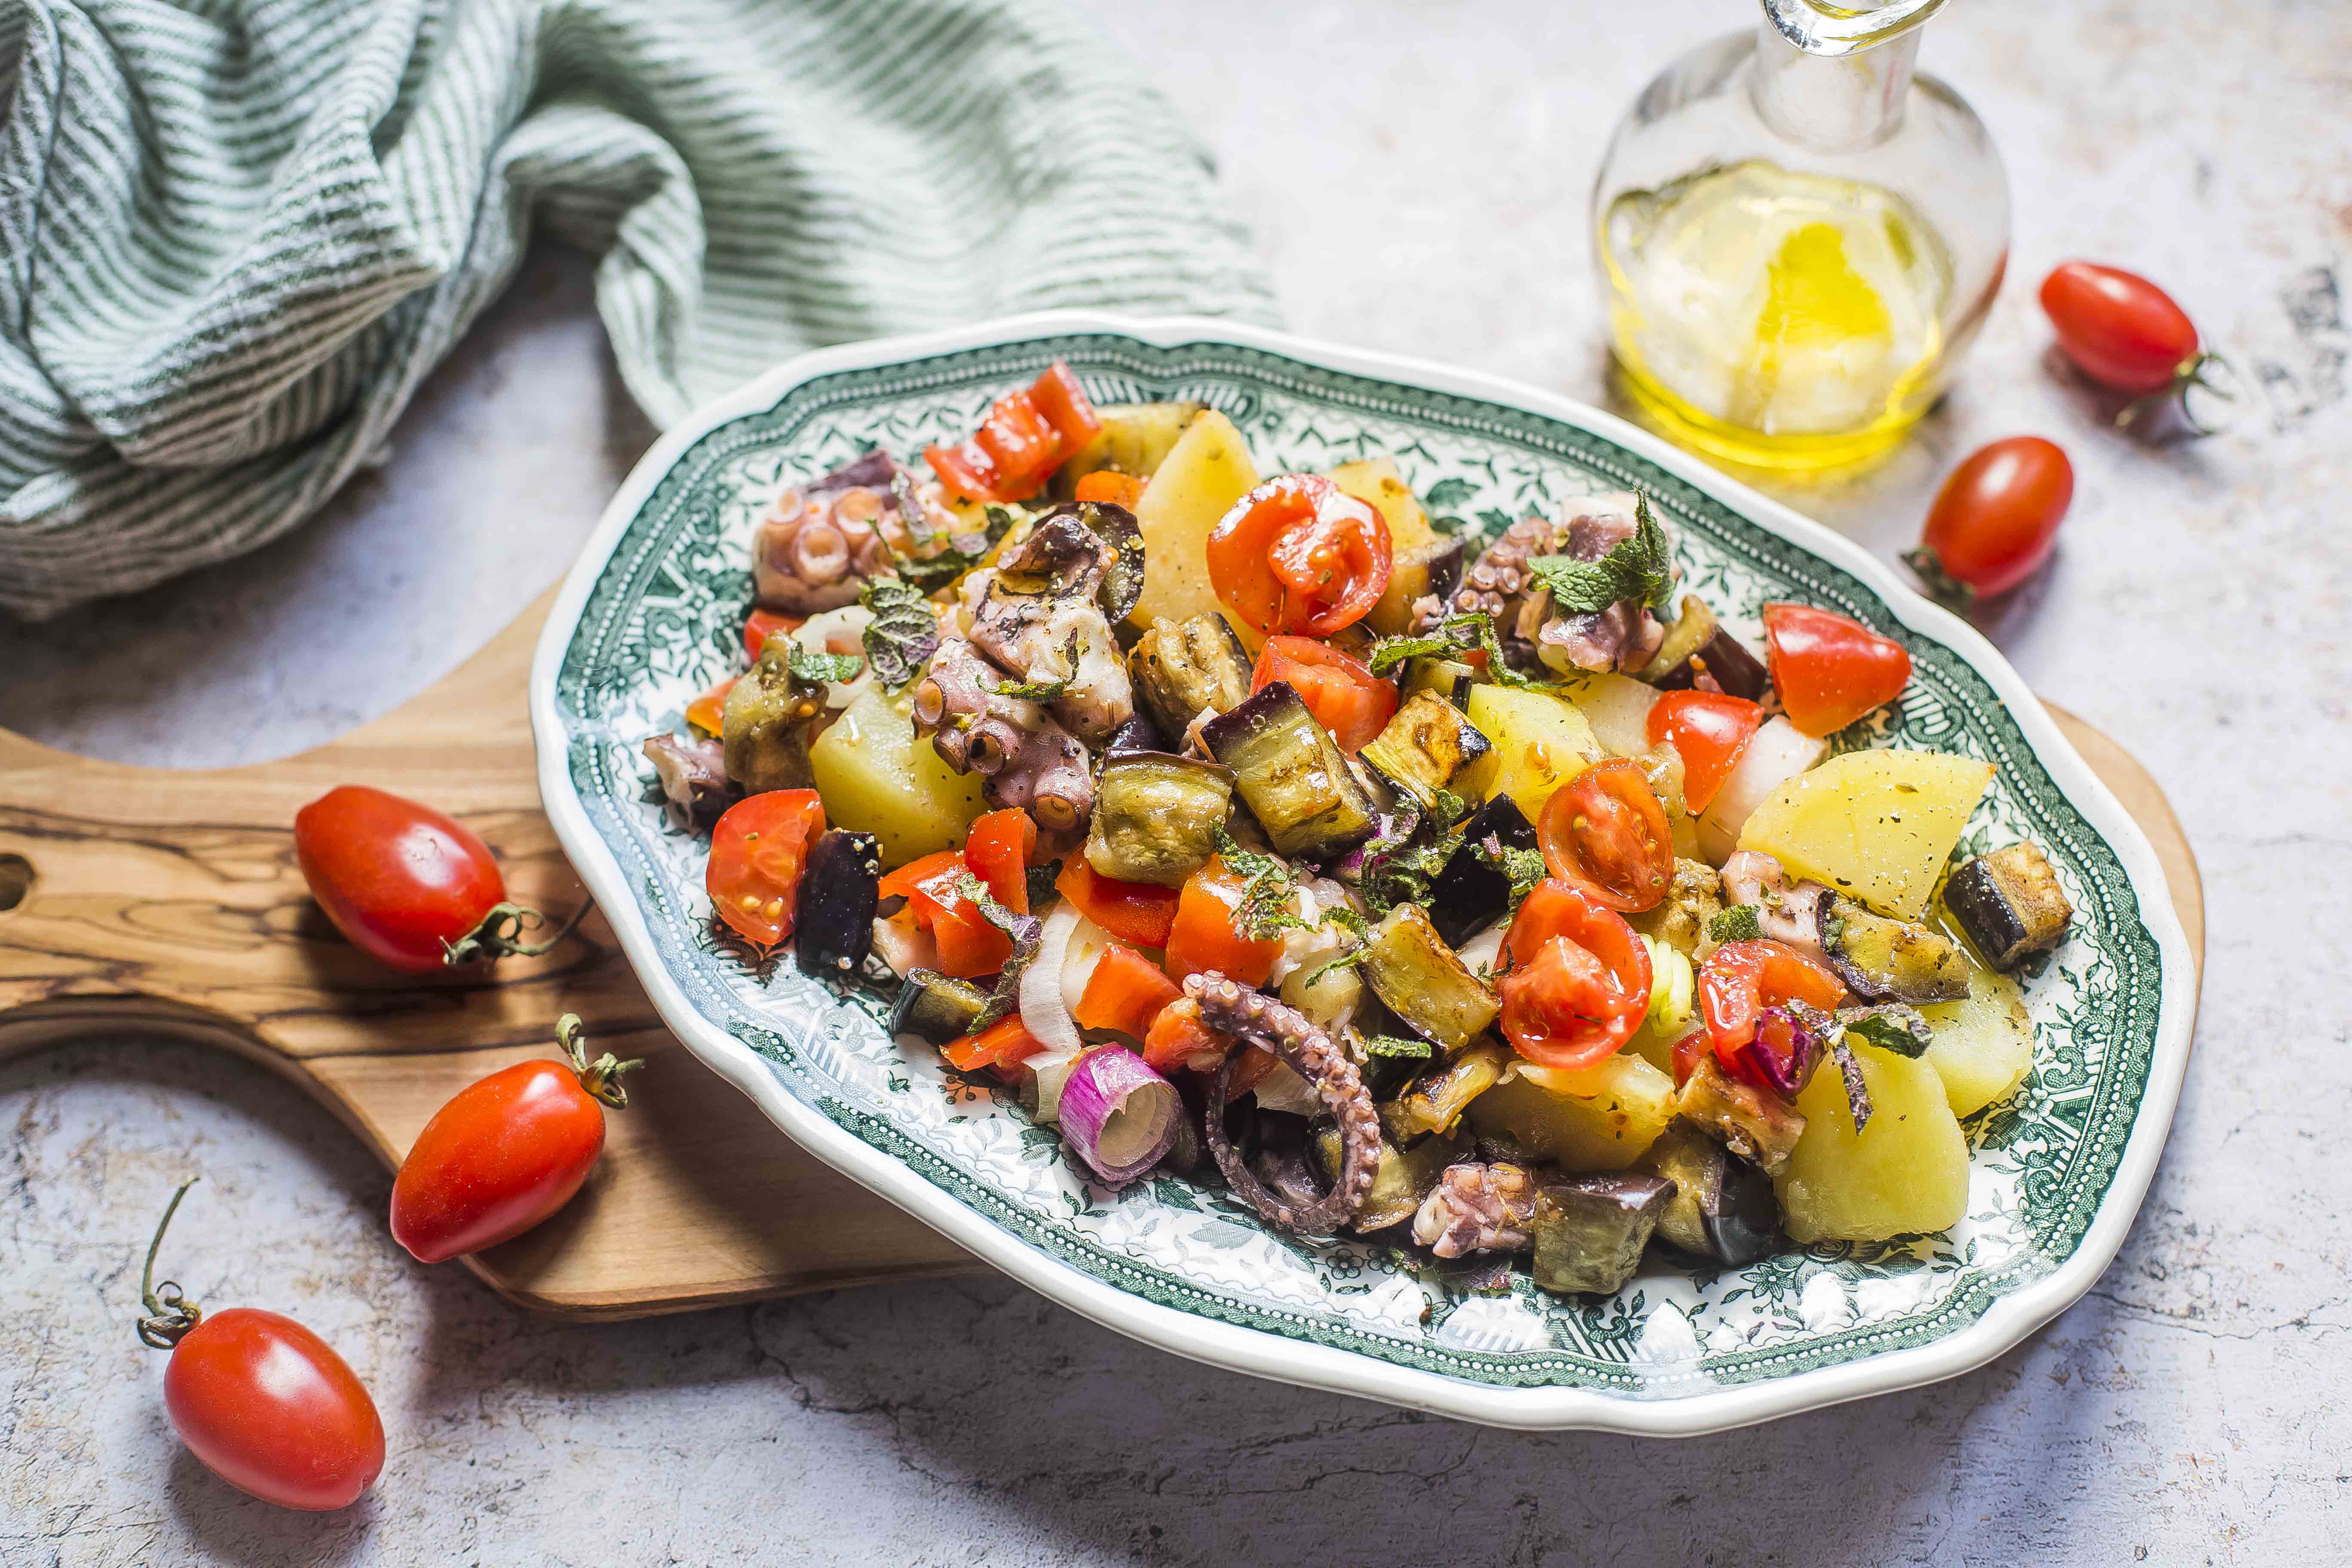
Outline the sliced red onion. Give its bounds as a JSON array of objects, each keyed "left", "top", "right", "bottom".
[
  {"left": 1738, "top": 1002, "right": 1830, "bottom": 1100},
  {"left": 1057, "top": 1047, "right": 1181, "bottom": 1186},
  {"left": 1020, "top": 902, "right": 1086, "bottom": 1059},
  {"left": 1026, "top": 1045, "right": 1086, "bottom": 1125}
]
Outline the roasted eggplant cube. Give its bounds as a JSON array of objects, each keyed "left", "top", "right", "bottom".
[
  {"left": 1675, "top": 1056, "right": 1807, "bottom": 1176},
  {"left": 1129, "top": 613, "right": 1253, "bottom": 741},
  {"left": 1384, "top": 1041, "right": 1512, "bottom": 1143},
  {"left": 1365, "top": 533, "right": 1466, "bottom": 639},
  {"left": 891, "top": 969, "right": 990, "bottom": 1045},
  {"left": 1402, "top": 657, "right": 1481, "bottom": 710},
  {"left": 1357, "top": 904, "right": 1501, "bottom": 1053},
  {"left": 1530, "top": 1174, "right": 1676, "bottom": 1297},
  {"left": 1200, "top": 682, "right": 1381, "bottom": 860},
  {"left": 1359, "top": 690, "right": 1490, "bottom": 818},
  {"left": 1822, "top": 896, "right": 1970, "bottom": 1003},
  {"left": 1633, "top": 1122, "right": 1778, "bottom": 1267},
  {"left": 1944, "top": 842, "right": 2073, "bottom": 970},
  {"left": 1427, "top": 795, "right": 1538, "bottom": 948},
  {"left": 1314, "top": 1124, "right": 1467, "bottom": 1233},
  {"left": 1084, "top": 751, "right": 1234, "bottom": 887},
  {"left": 795, "top": 830, "right": 882, "bottom": 978},
  {"left": 721, "top": 638, "right": 825, "bottom": 793}
]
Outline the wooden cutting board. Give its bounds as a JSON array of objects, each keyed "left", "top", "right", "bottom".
[{"left": 0, "top": 589, "right": 2205, "bottom": 1320}]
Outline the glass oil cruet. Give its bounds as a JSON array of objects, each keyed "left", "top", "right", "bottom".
[{"left": 1592, "top": 0, "right": 2009, "bottom": 470}]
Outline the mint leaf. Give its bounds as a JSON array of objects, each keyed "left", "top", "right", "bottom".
[
  {"left": 1469, "top": 835, "right": 1545, "bottom": 914},
  {"left": 787, "top": 647, "right": 864, "bottom": 686},
  {"left": 1840, "top": 1005, "right": 1933, "bottom": 1058},
  {"left": 1363, "top": 1033, "right": 1434, "bottom": 1060},
  {"left": 1210, "top": 823, "right": 1307, "bottom": 942},
  {"left": 954, "top": 873, "right": 1044, "bottom": 1029},
  {"left": 1526, "top": 493, "right": 1677, "bottom": 617},
  {"left": 860, "top": 579, "right": 941, "bottom": 686}
]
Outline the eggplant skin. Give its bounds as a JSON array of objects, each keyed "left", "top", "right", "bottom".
[
  {"left": 1639, "top": 594, "right": 1768, "bottom": 700},
  {"left": 891, "top": 968, "right": 989, "bottom": 1044},
  {"left": 1675, "top": 1057, "right": 1805, "bottom": 1176},
  {"left": 1530, "top": 1174, "right": 1676, "bottom": 1296},
  {"left": 1129, "top": 613, "right": 1253, "bottom": 741},
  {"left": 1944, "top": 843, "right": 2073, "bottom": 970},
  {"left": 795, "top": 830, "right": 882, "bottom": 978},
  {"left": 1427, "top": 795, "right": 1538, "bottom": 948},
  {"left": 1358, "top": 690, "right": 1490, "bottom": 815},
  {"left": 1635, "top": 1123, "right": 1778, "bottom": 1266}
]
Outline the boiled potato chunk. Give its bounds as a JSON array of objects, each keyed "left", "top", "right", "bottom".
[
  {"left": 1918, "top": 962, "right": 2035, "bottom": 1117},
  {"left": 1130, "top": 410, "right": 1260, "bottom": 638},
  {"left": 1736, "top": 749, "right": 1994, "bottom": 920},
  {"left": 808, "top": 685, "right": 986, "bottom": 869},
  {"left": 1464, "top": 1054, "right": 1675, "bottom": 1172},
  {"left": 1774, "top": 1045, "right": 1970, "bottom": 1243},
  {"left": 1328, "top": 456, "right": 1440, "bottom": 638},
  {"left": 1463, "top": 685, "right": 1599, "bottom": 817},
  {"left": 1553, "top": 671, "right": 1661, "bottom": 760}
]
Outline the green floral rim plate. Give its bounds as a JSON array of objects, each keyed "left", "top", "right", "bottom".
[{"left": 530, "top": 313, "right": 2195, "bottom": 1434}]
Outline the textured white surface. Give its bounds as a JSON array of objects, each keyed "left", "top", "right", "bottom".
[{"left": 4, "top": 0, "right": 2348, "bottom": 1561}]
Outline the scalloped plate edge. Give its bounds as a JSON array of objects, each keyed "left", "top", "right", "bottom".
[{"left": 528, "top": 311, "right": 2196, "bottom": 1434}]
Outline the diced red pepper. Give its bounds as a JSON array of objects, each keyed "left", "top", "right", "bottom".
[
  {"left": 1074, "top": 470, "right": 1145, "bottom": 509},
  {"left": 685, "top": 675, "right": 737, "bottom": 737},
  {"left": 1026, "top": 362, "right": 1102, "bottom": 454},
  {"left": 1073, "top": 942, "right": 1184, "bottom": 1038},
  {"left": 963, "top": 808, "right": 1036, "bottom": 914},
  {"left": 742, "top": 608, "right": 797, "bottom": 662},
  {"left": 1055, "top": 858, "right": 1181, "bottom": 949},
  {"left": 943, "top": 1014, "right": 1048, "bottom": 1076}
]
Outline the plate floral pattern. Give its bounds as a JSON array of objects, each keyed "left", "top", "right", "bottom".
[{"left": 532, "top": 315, "right": 2193, "bottom": 1432}]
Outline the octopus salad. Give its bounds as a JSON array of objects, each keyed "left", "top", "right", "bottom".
[{"left": 639, "top": 366, "right": 2075, "bottom": 1296}]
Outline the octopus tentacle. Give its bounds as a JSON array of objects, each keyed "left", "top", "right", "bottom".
[
  {"left": 913, "top": 637, "right": 1092, "bottom": 831},
  {"left": 1186, "top": 972, "right": 1379, "bottom": 1235},
  {"left": 1412, "top": 1161, "right": 1539, "bottom": 1258}
]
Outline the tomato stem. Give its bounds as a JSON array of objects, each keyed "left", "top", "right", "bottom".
[
  {"left": 2117, "top": 351, "right": 2236, "bottom": 437},
  {"left": 136, "top": 1178, "right": 205, "bottom": 1350},
  {"left": 556, "top": 1013, "right": 644, "bottom": 1110},
  {"left": 442, "top": 898, "right": 592, "bottom": 968},
  {"left": 1900, "top": 546, "right": 1975, "bottom": 613}
]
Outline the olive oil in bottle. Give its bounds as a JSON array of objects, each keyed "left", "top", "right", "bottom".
[{"left": 1601, "top": 160, "right": 1955, "bottom": 469}]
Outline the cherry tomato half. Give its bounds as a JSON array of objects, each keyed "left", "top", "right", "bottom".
[
  {"left": 1761, "top": 604, "right": 1912, "bottom": 738},
  {"left": 138, "top": 1183, "right": 384, "bottom": 1511},
  {"left": 2039, "top": 261, "right": 2201, "bottom": 394},
  {"left": 1206, "top": 475, "right": 1393, "bottom": 639},
  {"left": 1537, "top": 760, "right": 1674, "bottom": 913},
  {"left": 1252, "top": 635, "right": 1398, "bottom": 753},
  {"left": 390, "top": 1015, "right": 640, "bottom": 1263},
  {"left": 295, "top": 785, "right": 562, "bottom": 972},
  {"left": 1055, "top": 857, "right": 1181, "bottom": 949},
  {"left": 1908, "top": 436, "right": 2074, "bottom": 606},
  {"left": 1691, "top": 938, "right": 1846, "bottom": 1086},
  {"left": 1496, "top": 880, "right": 1651, "bottom": 1070},
  {"left": 1645, "top": 690, "right": 1763, "bottom": 815},
  {"left": 707, "top": 789, "right": 826, "bottom": 946}
]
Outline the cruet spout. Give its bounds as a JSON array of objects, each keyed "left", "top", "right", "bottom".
[{"left": 1762, "top": 0, "right": 1949, "bottom": 58}]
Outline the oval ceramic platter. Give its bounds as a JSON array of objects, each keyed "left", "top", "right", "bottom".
[{"left": 530, "top": 313, "right": 2195, "bottom": 1434}]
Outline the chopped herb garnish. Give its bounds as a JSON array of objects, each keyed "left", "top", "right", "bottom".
[
  {"left": 1839, "top": 1004, "right": 1933, "bottom": 1058},
  {"left": 954, "top": 873, "right": 1044, "bottom": 1029},
  {"left": 1525, "top": 493, "right": 1678, "bottom": 617},
  {"left": 860, "top": 579, "right": 941, "bottom": 687},
  {"left": 1469, "top": 833, "right": 1545, "bottom": 915},
  {"left": 1356, "top": 808, "right": 1461, "bottom": 918},
  {"left": 1827, "top": 1033, "right": 1875, "bottom": 1131},
  {"left": 1362, "top": 1033, "right": 1435, "bottom": 1061},
  {"left": 1211, "top": 823, "right": 1308, "bottom": 941},
  {"left": 1708, "top": 903, "right": 1762, "bottom": 944},
  {"left": 786, "top": 646, "right": 864, "bottom": 686},
  {"left": 1025, "top": 861, "right": 1063, "bottom": 914},
  {"left": 1363, "top": 611, "right": 1565, "bottom": 693}
]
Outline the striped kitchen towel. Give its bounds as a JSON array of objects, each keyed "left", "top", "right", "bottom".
[{"left": 0, "top": 0, "right": 1275, "bottom": 620}]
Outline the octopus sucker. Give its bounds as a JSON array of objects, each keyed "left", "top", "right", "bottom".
[{"left": 1186, "top": 971, "right": 1379, "bottom": 1235}]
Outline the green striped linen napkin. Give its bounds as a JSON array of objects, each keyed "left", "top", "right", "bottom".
[{"left": 0, "top": 0, "right": 1274, "bottom": 620}]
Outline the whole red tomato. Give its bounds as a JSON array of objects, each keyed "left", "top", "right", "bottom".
[
  {"left": 1908, "top": 436, "right": 2074, "bottom": 606},
  {"left": 390, "top": 1014, "right": 639, "bottom": 1263},
  {"left": 138, "top": 1182, "right": 385, "bottom": 1511},
  {"left": 295, "top": 784, "right": 572, "bottom": 971},
  {"left": 2038, "top": 261, "right": 2201, "bottom": 394}
]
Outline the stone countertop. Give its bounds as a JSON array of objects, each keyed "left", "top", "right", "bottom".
[{"left": 4, "top": 0, "right": 2346, "bottom": 1562}]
